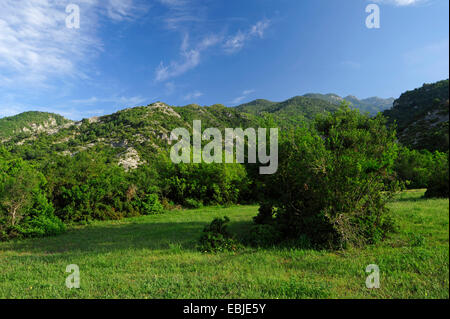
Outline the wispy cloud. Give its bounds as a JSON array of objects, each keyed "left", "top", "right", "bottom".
[
  {"left": 155, "top": 19, "right": 271, "bottom": 81},
  {"left": 371, "top": 0, "right": 427, "bottom": 6},
  {"left": 184, "top": 91, "right": 203, "bottom": 101},
  {"left": 105, "top": 0, "right": 146, "bottom": 21},
  {"left": 155, "top": 32, "right": 222, "bottom": 81},
  {"left": 0, "top": 0, "right": 144, "bottom": 87},
  {"left": 155, "top": 49, "right": 200, "bottom": 82},
  {"left": 224, "top": 19, "right": 270, "bottom": 53},
  {"left": 157, "top": 0, "right": 203, "bottom": 30},
  {"left": 71, "top": 95, "right": 147, "bottom": 106},
  {"left": 231, "top": 89, "right": 255, "bottom": 105}
]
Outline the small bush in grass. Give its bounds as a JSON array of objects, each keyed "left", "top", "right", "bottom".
[
  {"left": 134, "top": 194, "right": 164, "bottom": 215},
  {"left": 198, "top": 216, "right": 240, "bottom": 252}
]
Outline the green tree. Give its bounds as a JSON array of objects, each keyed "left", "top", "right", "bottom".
[
  {"left": 256, "top": 105, "right": 400, "bottom": 248},
  {"left": 0, "top": 150, "right": 65, "bottom": 240}
]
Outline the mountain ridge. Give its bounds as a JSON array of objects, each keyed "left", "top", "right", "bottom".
[
  {"left": 383, "top": 79, "right": 449, "bottom": 152},
  {"left": 1, "top": 81, "right": 447, "bottom": 171},
  {"left": 237, "top": 93, "right": 394, "bottom": 116}
]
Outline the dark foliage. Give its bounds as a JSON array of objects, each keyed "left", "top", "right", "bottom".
[
  {"left": 255, "top": 105, "right": 400, "bottom": 248},
  {"left": 198, "top": 216, "right": 240, "bottom": 252}
]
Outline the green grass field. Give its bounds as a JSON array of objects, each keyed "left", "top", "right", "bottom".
[{"left": 0, "top": 190, "right": 448, "bottom": 299}]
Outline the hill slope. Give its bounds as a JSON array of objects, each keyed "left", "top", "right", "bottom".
[
  {"left": 383, "top": 79, "right": 449, "bottom": 152},
  {"left": 236, "top": 96, "right": 340, "bottom": 127},
  {"left": 1, "top": 103, "right": 260, "bottom": 171},
  {"left": 344, "top": 95, "right": 395, "bottom": 115},
  {"left": 238, "top": 94, "right": 394, "bottom": 118},
  {"left": 0, "top": 111, "right": 72, "bottom": 142},
  {"left": 3, "top": 80, "right": 446, "bottom": 171}
]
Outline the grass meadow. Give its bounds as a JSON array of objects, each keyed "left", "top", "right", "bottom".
[{"left": 0, "top": 189, "right": 448, "bottom": 299}]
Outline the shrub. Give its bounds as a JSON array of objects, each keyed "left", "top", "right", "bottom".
[
  {"left": 0, "top": 155, "right": 65, "bottom": 240},
  {"left": 254, "top": 105, "right": 400, "bottom": 249},
  {"left": 198, "top": 216, "right": 240, "bottom": 252},
  {"left": 253, "top": 202, "right": 276, "bottom": 225},
  {"left": 394, "top": 147, "right": 448, "bottom": 191},
  {"left": 134, "top": 194, "right": 164, "bottom": 215},
  {"left": 394, "top": 147, "right": 434, "bottom": 189},
  {"left": 13, "top": 193, "right": 66, "bottom": 238},
  {"left": 425, "top": 152, "right": 449, "bottom": 198}
]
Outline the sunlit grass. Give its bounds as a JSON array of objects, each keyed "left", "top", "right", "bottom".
[{"left": 0, "top": 190, "right": 448, "bottom": 299}]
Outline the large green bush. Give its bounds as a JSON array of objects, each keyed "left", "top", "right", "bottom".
[
  {"left": 0, "top": 152, "right": 65, "bottom": 240},
  {"left": 255, "top": 105, "right": 400, "bottom": 248},
  {"left": 425, "top": 152, "right": 449, "bottom": 198}
]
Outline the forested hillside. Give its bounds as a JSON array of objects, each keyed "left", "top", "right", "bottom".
[
  {"left": 383, "top": 79, "right": 449, "bottom": 152},
  {"left": 240, "top": 93, "right": 394, "bottom": 117},
  {"left": 0, "top": 111, "right": 72, "bottom": 142},
  {"left": 235, "top": 96, "right": 340, "bottom": 127}
]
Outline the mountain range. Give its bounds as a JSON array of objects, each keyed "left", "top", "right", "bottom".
[
  {"left": 0, "top": 81, "right": 447, "bottom": 172},
  {"left": 236, "top": 93, "right": 394, "bottom": 117},
  {"left": 384, "top": 79, "right": 449, "bottom": 152}
]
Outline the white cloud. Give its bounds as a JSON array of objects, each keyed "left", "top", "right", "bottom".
[
  {"left": 155, "top": 30, "right": 224, "bottom": 82},
  {"left": 155, "top": 49, "right": 201, "bottom": 81},
  {"left": 371, "top": 0, "right": 426, "bottom": 6},
  {"left": 224, "top": 32, "right": 247, "bottom": 53},
  {"left": 71, "top": 95, "right": 147, "bottom": 106},
  {"left": 224, "top": 19, "right": 270, "bottom": 53},
  {"left": 155, "top": 19, "right": 271, "bottom": 81},
  {"left": 243, "top": 89, "right": 256, "bottom": 95},
  {"left": 105, "top": 0, "right": 143, "bottom": 21},
  {"left": 0, "top": 0, "right": 143, "bottom": 87},
  {"left": 158, "top": 0, "right": 201, "bottom": 31},
  {"left": 250, "top": 20, "right": 271, "bottom": 38},
  {"left": 231, "top": 89, "right": 255, "bottom": 105},
  {"left": 184, "top": 91, "right": 203, "bottom": 101}
]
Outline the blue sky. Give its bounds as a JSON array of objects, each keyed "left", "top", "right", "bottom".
[{"left": 0, "top": 0, "right": 448, "bottom": 120}]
